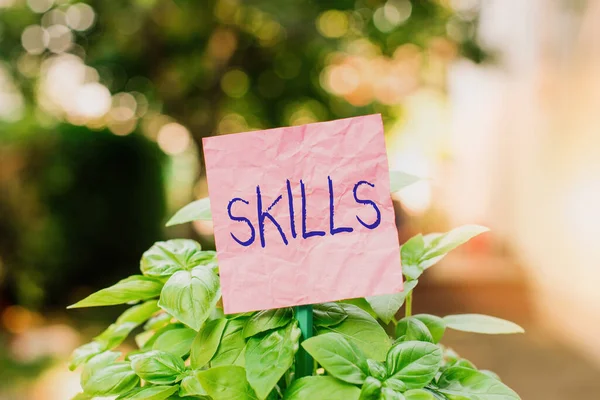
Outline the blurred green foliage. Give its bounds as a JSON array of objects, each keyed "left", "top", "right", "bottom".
[{"left": 0, "top": 125, "right": 165, "bottom": 308}]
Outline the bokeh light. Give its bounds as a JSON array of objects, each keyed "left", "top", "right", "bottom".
[
  {"left": 65, "top": 3, "right": 96, "bottom": 31},
  {"left": 220, "top": 69, "right": 249, "bottom": 98},
  {"left": 157, "top": 122, "right": 192, "bottom": 155}
]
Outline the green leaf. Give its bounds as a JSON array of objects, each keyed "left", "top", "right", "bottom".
[
  {"left": 284, "top": 376, "right": 360, "bottom": 400},
  {"left": 140, "top": 323, "right": 183, "bottom": 350},
  {"left": 120, "top": 300, "right": 161, "bottom": 323},
  {"left": 196, "top": 365, "right": 258, "bottom": 400},
  {"left": 443, "top": 314, "right": 524, "bottom": 335},
  {"left": 95, "top": 322, "right": 139, "bottom": 350},
  {"left": 421, "top": 225, "right": 489, "bottom": 261},
  {"left": 166, "top": 198, "right": 212, "bottom": 226},
  {"left": 81, "top": 351, "right": 139, "bottom": 397},
  {"left": 437, "top": 366, "right": 520, "bottom": 400},
  {"left": 141, "top": 239, "right": 212, "bottom": 277},
  {"left": 243, "top": 308, "right": 293, "bottom": 338},
  {"left": 130, "top": 350, "right": 186, "bottom": 385},
  {"left": 382, "top": 388, "right": 406, "bottom": 400},
  {"left": 191, "top": 318, "right": 228, "bottom": 368},
  {"left": 313, "top": 302, "right": 348, "bottom": 327},
  {"left": 453, "top": 359, "right": 477, "bottom": 370},
  {"left": 67, "top": 276, "right": 163, "bottom": 308},
  {"left": 179, "top": 374, "right": 210, "bottom": 397},
  {"left": 359, "top": 376, "right": 382, "bottom": 400},
  {"left": 158, "top": 266, "right": 221, "bottom": 331},
  {"left": 70, "top": 393, "right": 92, "bottom": 400},
  {"left": 366, "top": 280, "right": 419, "bottom": 324},
  {"left": 395, "top": 318, "right": 433, "bottom": 343},
  {"left": 401, "top": 226, "right": 489, "bottom": 280},
  {"left": 69, "top": 341, "right": 105, "bottom": 371},
  {"left": 302, "top": 332, "right": 368, "bottom": 385},
  {"left": 117, "top": 385, "right": 178, "bottom": 400},
  {"left": 339, "top": 298, "right": 378, "bottom": 319},
  {"left": 246, "top": 323, "right": 301, "bottom": 399},
  {"left": 92, "top": 301, "right": 161, "bottom": 351},
  {"left": 386, "top": 341, "right": 442, "bottom": 390},
  {"left": 403, "top": 389, "right": 436, "bottom": 400},
  {"left": 480, "top": 370, "right": 501, "bottom": 381},
  {"left": 367, "top": 359, "right": 387, "bottom": 381},
  {"left": 412, "top": 315, "right": 445, "bottom": 344},
  {"left": 145, "top": 312, "right": 173, "bottom": 331},
  {"left": 400, "top": 235, "right": 425, "bottom": 280},
  {"left": 382, "top": 378, "right": 406, "bottom": 392},
  {"left": 152, "top": 327, "right": 197, "bottom": 358},
  {"left": 316, "top": 303, "right": 391, "bottom": 361},
  {"left": 211, "top": 319, "right": 247, "bottom": 366},
  {"left": 389, "top": 171, "right": 421, "bottom": 192}
]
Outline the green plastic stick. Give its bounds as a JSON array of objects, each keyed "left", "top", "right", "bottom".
[{"left": 294, "top": 304, "right": 314, "bottom": 378}]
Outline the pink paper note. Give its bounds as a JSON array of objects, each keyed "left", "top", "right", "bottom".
[{"left": 203, "top": 114, "right": 403, "bottom": 313}]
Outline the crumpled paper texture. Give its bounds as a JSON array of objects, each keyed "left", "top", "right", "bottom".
[{"left": 203, "top": 114, "right": 403, "bottom": 313}]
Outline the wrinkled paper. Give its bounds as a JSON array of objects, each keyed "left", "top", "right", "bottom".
[{"left": 203, "top": 114, "right": 403, "bottom": 313}]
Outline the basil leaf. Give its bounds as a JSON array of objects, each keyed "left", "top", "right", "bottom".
[
  {"left": 81, "top": 351, "right": 139, "bottom": 397},
  {"left": 480, "top": 370, "right": 501, "bottom": 381},
  {"left": 386, "top": 341, "right": 442, "bottom": 390},
  {"left": 421, "top": 225, "right": 489, "bottom": 261},
  {"left": 196, "top": 365, "right": 258, "bottom": 400},
  {"left": 152, "top": 327, "right": 197, "bottom": 358},
  {"left": 339, "top": 298, "right": 378, "bottom": 319},
  {"left": 400, "top": 235, "right": 425, "bottom": 280},
  {"left": 140, "top": 323, "right": 183, "bottom": 350},
  {"left": 166, "top": 198, "right": 212, "bottom": 226},
  {"left": 211, "top": 319, "right": 247, "bottom": 366},
  {"left": 437, "top": 366, "right": 520, "bottom": 400},
  {"left": 390, "top": 171, "right": 421, "bottom": 192},
  {"left": 117, "top": 385, "right": 178, "bottom": 400},
  {"left": 71, "top": 393, "right": 92, "bottom": 400},
  {"left": 313, "top": 302, "right": 348, "bottom": 327},
  {"left": 316, "top": 304, "right": 391, "bottom": 361},
  {"left": 382, "top": 388, "right": 406, "bottom": 399},
  {"left": 144, "top": 312, "right": 172, "bottom": 331},
  {"left": 130, "top": 350, "right": 186, "bottom": 384},
  {"left": 367, "top": 359, "right": 387, "bottom": 381},
  {"left": 246, "top": 323, "right": 301, "bottom": 399},
  {"left": 359, "top": 376, "right": 382, "bottom": 400},
  {"left": 179, "top": 374, "right": 210, "bottom": 397},
  {"left": 158, "top": 266, "right": 221, "bottom": 331},
  {"left": 284, "top": 376, "right": 360, "bottom": 400},
  {"left": 403, "top": 389, "right": 437, "bottom": 400},
  {"left": 92, "top": 301, "right": 161, "bottom": 351},
  {"left": 141, "top": 239, "right": 211, "bottom": 277},
  {"left": 443, "top": 314, "right": 524, "bottom": 335},
  {"left": 401, "top": 226, "right": 488, "bottom": 280},
  {"left": 413, "top": 314, "right": 445, "bottom": 344},
  {"left": 243, "top": 307, "right": 293, "bottom": 338},
  {"left": 383, "top": 378, "right": 406, "bottom": 392},
  {"left": 67, "top": 276, "right": 163, "bottom": 308},
  {"left": 94, "top": 322, "right": 139, "bottom": 350},
  {"left": 302, "top": 332, "right": 368, "bottom": 385},
  {"left": 69, "top": 341, "right": 105, "bottom": 371},
  {"left": 366, "top": 280, "right": 419, "bottom": 324},
  {"left": 191, "top": 317, "right": 228, "bottom": 368},
  {"left": 395, "top": 317, "right": 434, "bottom": 343}
]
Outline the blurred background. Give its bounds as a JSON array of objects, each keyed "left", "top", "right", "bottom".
[{"left": 1, "top": 0, "right": 599, "bottom": 398}]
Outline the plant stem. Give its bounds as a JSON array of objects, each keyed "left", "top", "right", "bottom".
[
  {"left": 405, "top": 291, "right": 413, "bottom": 317},
  {"left": 295, "top": 305, "right": 314, "bottom": 378}
]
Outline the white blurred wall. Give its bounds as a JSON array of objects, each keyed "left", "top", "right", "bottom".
[{"left": 447, "top": 0, "right": 600, "bottom": 363}]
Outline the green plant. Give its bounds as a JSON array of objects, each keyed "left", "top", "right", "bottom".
[{"left": 68, "top": 173, "right": 523, "bottom": 400}]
